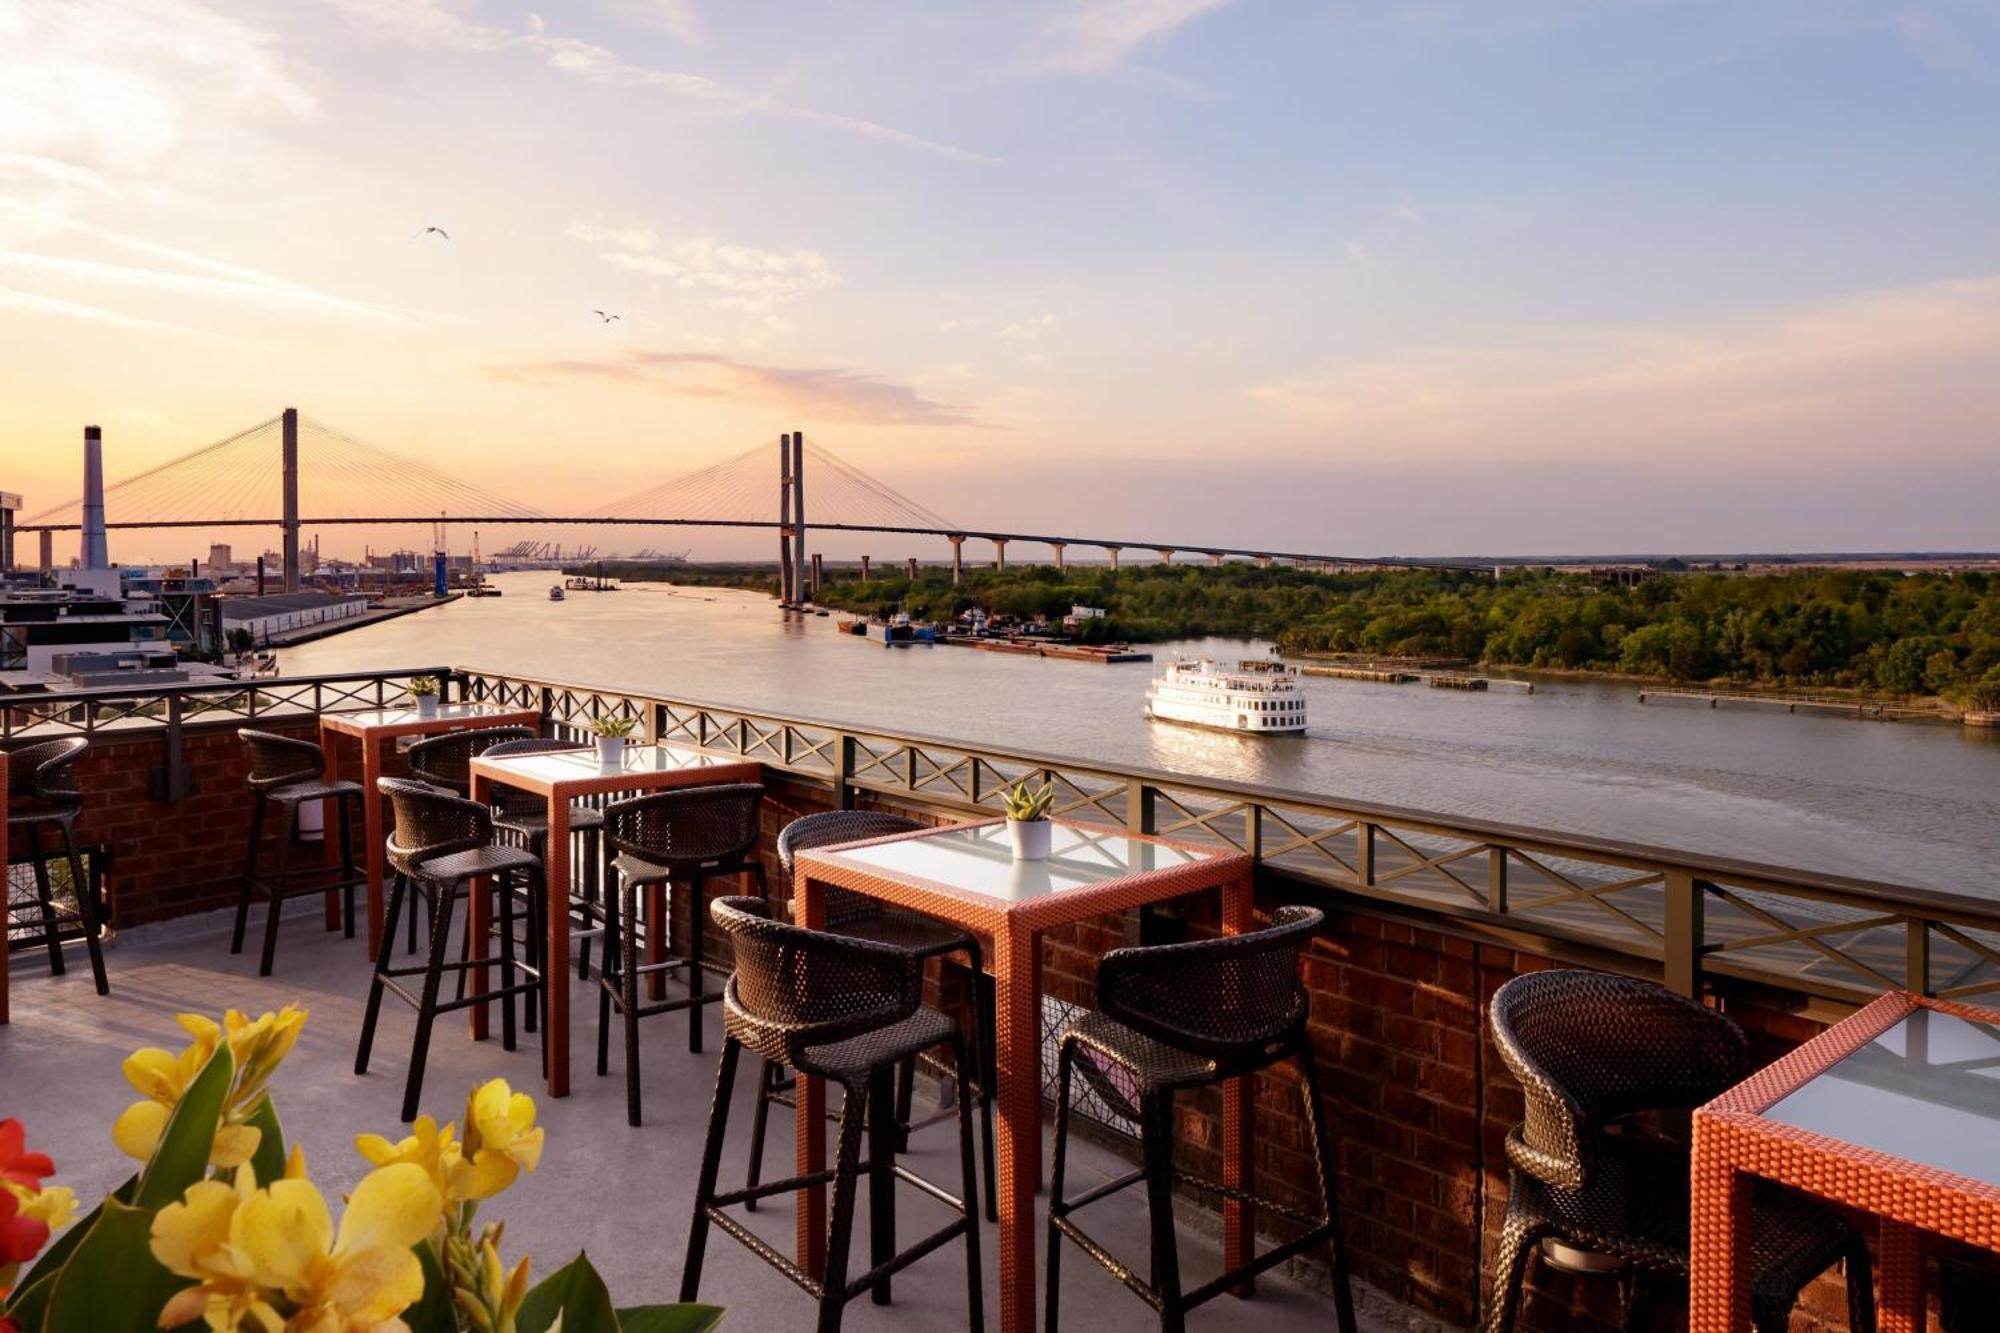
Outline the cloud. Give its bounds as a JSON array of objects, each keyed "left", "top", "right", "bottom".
[
  {"left": 0, "top": 242, "right": 436, "bottom": 326},
  {"left": 319, "top": 0, "right": 998, "bottom": 163},
  {"left": 1246, "top": 274, "right": 2000, "bottom": 465},
  {"left": 999, "top": 313, "right": 1060, "bottom": 341},
  {"left": 574, "top": 232, "right": 840, "bottom": 314},
  {"left": 1034, "top": 0, "right": 1235, "bottom": 73},
  {"left": 483, "top": 350, "right": 979, "bottom": 425},
  {"left": 0, "top": 285, "right": 226, "bottom": 337}
]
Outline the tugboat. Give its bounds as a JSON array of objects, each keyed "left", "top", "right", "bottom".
[
  {"left": 1144, "top": 659, "right": 1307, "bottom": 734},
  {"left": 548, "top": 585, "right": 566, "bottom": 602}
]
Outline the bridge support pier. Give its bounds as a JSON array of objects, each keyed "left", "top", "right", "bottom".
[
  {"left": 791, "top": 431, "right": 807, "bottom": 608},
  {"left": 778, "top": 432, "right": 794, "bottom": 605},
  {"left": 38, "top": 530, "right": 52, "bottom": 577},
  {"left": 1106, "top": 545, "right": 1120, "bottom": 571},
  {"left": 949, "top": 535, "right": 964, "bottom": 585},
  {"left": 860, "top": 555, "right": 871, "bottom": 582},
  {"left": 906, "top": 557, "right": 918, "bottom": 581},
  {"left": 1157, "top": 548, "right": 1175, "bottom": 565},
  {"left": 281, "top": 408, "right": 300, "bottom": 594},
  {"left": 1208, "top": 551, "right": 1224, "bottom": 568},
  {"left": 810, "top": 552, "right": 822, "bottom": 597},
  {"left": 993, "top": 538, "right": 1007, "bottom": 571},
  {"left": 1050, "top": 541, "right": 1066, "bottom": 573},
  {"left": 1256, "top": 555, "right": 1273, "bottom": 569}
]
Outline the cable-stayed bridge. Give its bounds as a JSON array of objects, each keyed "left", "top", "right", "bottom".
[{"left": 13, "top": 408, "right": 1471, "bottom": 597}]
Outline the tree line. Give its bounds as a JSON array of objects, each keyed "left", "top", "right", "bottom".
[{"left": 810, "top": 563, "right": 2000, "bottom": 705}]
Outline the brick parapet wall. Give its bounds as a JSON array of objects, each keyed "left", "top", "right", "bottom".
[{"left": 9, "top": 745, "right": 1935, "bottom": 1330}]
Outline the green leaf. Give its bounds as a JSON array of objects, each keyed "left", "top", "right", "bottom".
[
  {"left": 41, "top": 1199, "right": 191, "bottom": 1333},
  {"left": 401, "top": 1240, "right": 459, "bottom": 1333},
  {"left": 3, "top": 1269, "right": 57, "bottom": 1329},
  {"left": 135, "top": 1042, "right": 236, "bottom": 1211},
  {"left": 518, "top": 1252, "right": 620, "bottom": 1333},
  {"left": 8, "top": 1174, "right": 135, "bottom": 1299},
  {"left": 243, "top": 1095, "right": 287, "bottom": 1188},
  {"left": 616, "top": 1305, "right": 726, "bottom": 1333}
]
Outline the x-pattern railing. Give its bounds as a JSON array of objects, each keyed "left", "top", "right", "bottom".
[
  {"left": 458, "top": 666, "right": 2000, "bottom": 1007},
  {"left": 15, "top": 664, "right": 1994, "bottom": 1009}
]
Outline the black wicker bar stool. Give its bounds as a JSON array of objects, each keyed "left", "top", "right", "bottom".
[
  {"left": 354, "top": 776, "right": 545, "bottom": 1122},
  {"left": 743, "top": 811, "right": 996, "bottom": 1222},
  {"left": 480, "top": 736, "right": 609, "bottom": 1025},
  {"left": 681, "top": 895, "right": 983, "bottom": 1333},
  {"left": 3, "top": 738, "right": 107, "bottom": 994},
  {"left": 401, "top": 723, "right": 535, "bottom": 965},
  {"left": 595, "top": 782, "right": 766, "bottom": 1125},
  {"left": 1046, "top": 904, "right": 1356, "bottom": 1333},
  {"left": 1484, "top": 969, "right": 1875, "bottom": 1333},
  {"left": 233, "top": 729, "right": 366, "bottom": 975}
]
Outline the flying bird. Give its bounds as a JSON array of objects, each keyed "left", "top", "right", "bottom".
[
  {"left": 593, "top": 310, "right": 621, "bottom": 323},
  {"left": 412, "top": 226, "right": 450, "bottom": 241}
]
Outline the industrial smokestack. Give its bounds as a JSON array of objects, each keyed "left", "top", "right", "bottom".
[{"left": 81, "top": 425, "right": 109, "bottom": 569}]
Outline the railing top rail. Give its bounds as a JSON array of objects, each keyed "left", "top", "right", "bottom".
[
  {"left": 455, "top": 663, "right": 1999, "bottom": 928},
  {"left": 0, "top": 666, "right": 455, "bottom": 704}
]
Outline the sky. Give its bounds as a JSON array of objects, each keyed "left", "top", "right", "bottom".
[{"left": 2, "top": 0, "right": 1998, "bottom": 563}]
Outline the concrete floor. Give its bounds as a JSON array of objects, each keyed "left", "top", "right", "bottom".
[{"left": 0, "top": 909, "right": 1427, "bottom": 1332}]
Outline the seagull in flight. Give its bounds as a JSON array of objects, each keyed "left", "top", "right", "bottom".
[
  {"left": 593, "top": 310, "right": 621, "bottom": 323},
  {"left": 412, "top": 226, "right": 450, "bottom": 241}
]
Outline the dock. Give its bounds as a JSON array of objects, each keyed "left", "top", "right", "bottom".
[
  {"left": 1297, "top": 664, "right": 1419, "bottom": 683},
  {"left": 1635, "top": 687, "right": 1938, "bottom": 719}
]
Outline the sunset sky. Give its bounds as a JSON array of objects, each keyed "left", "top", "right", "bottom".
[{"left": 3, "top": 0, "right": 1998, "bottom": 563}]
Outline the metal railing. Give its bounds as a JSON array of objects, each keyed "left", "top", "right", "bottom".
[
  {"left": 457, "top": 665, "right": 2000, "bottom": 1008},
  {"left": 5, "top": 664, "right": 1995, "bottom": 1007}
]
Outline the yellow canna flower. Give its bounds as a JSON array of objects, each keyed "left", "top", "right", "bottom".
[
  {"left": 354, "top": 1115, "right": 463, "bottom": 1208},
  {"left": 114, "top": 1007, "right": 309, "bottom": 1168},
  {"left": 152, "top": 1161, "right": 441, "bottom": 1333},
  {"left": 454, "top": 1080, "right": 543, "bottom": 1203}
]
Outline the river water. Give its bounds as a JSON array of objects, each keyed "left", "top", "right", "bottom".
[{"left": 284, "top": 572, "right": 2000, "bottom": 895}]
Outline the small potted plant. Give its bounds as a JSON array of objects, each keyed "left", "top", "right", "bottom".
[
  {"left": 408, "top": 674, "right": 441, "bottom": 717},
  {"left": 1003, "top": 778, "right": 1055, "bottom": 860},
  {"left": 589, "top": 714, "right": 639, "bottom": 764}
]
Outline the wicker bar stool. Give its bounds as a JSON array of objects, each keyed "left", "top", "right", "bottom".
[
  {"left": 1484, "top": 969, "right": 1876, "bottom": 1333},
  {"left": 402, "top": 723, "right": 534, "bottom": 961},
  {"left": 3, "top": 738, "right": 107, "bottom": 995},
  {"left": 681, "top": 896, "right": 983, "bottom": 1333},
  {"left": 479, "top": 737, "right": 609, "bottom": 1024},
  {"left": 1046, "top": 904, "right": 1356, "bottom": 1333},
  {"left": 232, "top": 729, "right": 366, "bottom": 975},
  {"left": 354, "top": 776, "right": 544, "bottom": 1122},
  {"left": 595, "top": 782, "right": 766, "bottom": 1125},
  {"left": 743, "top": 811, "right": 996, "bottom": 1222}
]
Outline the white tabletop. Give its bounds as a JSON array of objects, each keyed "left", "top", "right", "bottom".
[
  {"left": 474, "top": 741, "right": 737, "bottom": 783},
  {"left": 810, "top": 820, "right": 1216, "bottom": 903},
  {"left": 331, "top": 702, "right": 527, "bottom": 728}
]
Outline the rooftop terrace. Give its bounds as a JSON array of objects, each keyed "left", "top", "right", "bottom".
[{"left": 5, "top": 665, "right": 1998, "bottom": 1332}]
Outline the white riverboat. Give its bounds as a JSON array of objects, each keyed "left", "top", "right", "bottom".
[{"left": 1143, "top": 658, "right": 1308, "bottom": 734}]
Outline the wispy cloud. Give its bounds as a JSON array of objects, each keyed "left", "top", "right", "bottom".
[
  {"left": 568, "top": 227, "right": 840, "bottom": 315},
  {"left": 1247, "top": 275, "right": 2000, "bottom": 464},
  {"left": 0, "top": 246, "right": 435, "bottom": 326},
  {"left": 320, "top": 0, "right": 998, "bottom": 163},
  {"left": 0, "top": 285, "right": 227, "bottom": 337},
  {"left": 484, "top": 350, "right": 978, "bottom": 425},
  {"left": 1033, "top": 0, "right": 1235, "bottom": 73}
]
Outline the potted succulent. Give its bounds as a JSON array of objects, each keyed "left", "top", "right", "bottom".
[
  {"left": 588, "top": 714, "right": 639, "bottom": 765},
  {"left": 1003, "top": 779, "right": 1055, "bottom": 860},
  {"left": 409, "top": 675, "right": 441, "bottom": 717}
]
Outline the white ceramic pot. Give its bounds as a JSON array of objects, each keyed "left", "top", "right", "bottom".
[
  {"left": 596, "top": 735, "right": 627, "bottom": 765},
  {"left": 1008, "top": 817, "right": 1052, "bottom": 861},
  {"left": 414, "top": 695, "right": 439, "bottom": 718}
]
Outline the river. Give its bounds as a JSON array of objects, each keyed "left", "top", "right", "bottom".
[{"left": 283, "top": 572, "right": 2000, "bottom": 895}]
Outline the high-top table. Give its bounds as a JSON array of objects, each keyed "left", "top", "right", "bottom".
[
  {"left": 792, "top": 817, "right": 1256, "bottom": 1333},
  {"left": 468, "top": 741, "right": 761, "bottom": 1097},
  {"left": 1692, "top": 990, "right": 2000, "bottom": 1333},
  {"left": 318, "top": 701, "right": 542, "bottom": 958}
]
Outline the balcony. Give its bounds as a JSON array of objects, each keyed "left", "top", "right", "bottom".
[{"left": 7, "top": 666, "right": 1998, "bottom": 1332}]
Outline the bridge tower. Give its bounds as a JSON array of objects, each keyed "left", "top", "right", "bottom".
[
  {"left": 281, "top": 408, "right": 300, "bottom": 593},
  {"left": 777, "top": 433, "right": 793, "bottom": 604},
  {"left": 948, "top": 535, "right": 964, "bottom": 585},
  {"left": 791, "top": 431, "right": 806, "bottom": 607}
]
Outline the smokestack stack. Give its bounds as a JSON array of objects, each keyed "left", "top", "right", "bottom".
[{"left": 81, "top": 425, "right": 109, "bottom": 570}]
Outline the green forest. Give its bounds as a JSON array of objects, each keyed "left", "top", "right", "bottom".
[{"left": 808, "top": 563, "right": 2000, "bottom": 705}]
